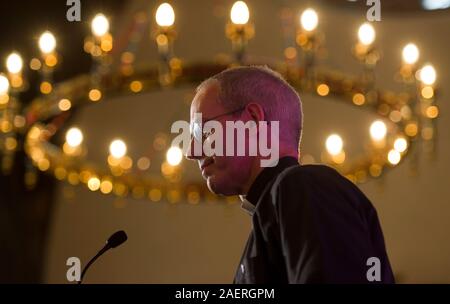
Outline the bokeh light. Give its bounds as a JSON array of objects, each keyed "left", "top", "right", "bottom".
[
  {"left": 65, "top": 127, "right": 83, "bottom": 147},
  {"left": 358, "top": 23, "right": 375, "bottom": 46},
  {"left": 300, "top": 8, "right": 318, "bottom": 32},
  {"left": 325, "top": 134, "right": 343, "bottom": 156},
  {"left": 156, "top": 3, "right": 175, "bottom": 27},
  {"left": 166, "top": 146, "right": 183, "bottom": 166},
  {"left": 230, "top": 1, "right": 250, "bottom": 25},
  {"left": 109, "top": 139, "right": 127, "bottom": 158}
]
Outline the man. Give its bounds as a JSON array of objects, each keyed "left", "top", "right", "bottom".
[{"left": 186, "top": 65, "right": 395, "bottom": 283}]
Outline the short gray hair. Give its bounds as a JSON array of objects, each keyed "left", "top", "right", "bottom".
[{"left": 196, "top": 65, "right": 303, "bottom": 149}]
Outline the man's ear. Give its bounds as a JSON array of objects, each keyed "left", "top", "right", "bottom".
[{"left": 245, "top": 102, "right": 265, "bottom": 124}]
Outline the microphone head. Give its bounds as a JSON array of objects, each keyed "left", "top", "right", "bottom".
[{"left": 107, "top": 230, "right": 128, "bottom": 248}]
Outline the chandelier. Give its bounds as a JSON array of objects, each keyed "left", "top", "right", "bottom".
[{"left": 0, "top": 1, "right": 439, "bottom": 204}]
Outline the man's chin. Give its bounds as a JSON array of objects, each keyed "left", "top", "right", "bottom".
[
  {"left": 206, "top": 177, "right": 222, "bottom": 195},
  {"left": 206, "top": 176, "right": 238, "bottom": 196}
]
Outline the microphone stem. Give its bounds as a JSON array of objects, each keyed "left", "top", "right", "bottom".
[{"left": 78, "top": 245, "right": 110, "bottom": 284}]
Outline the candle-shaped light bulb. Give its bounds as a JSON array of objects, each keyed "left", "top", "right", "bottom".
[
  {"left": 358, "top": 22, "right": 376, "bottom": 46},
  {"left": 370, "top": 120, "right": 387, "bottom": 141},
  {"left": 300, "top": 8, "right": 318, "bottom": 32},
  {"left": 230, "top": 1, "right": 250, "bottom": 25},
  {"left": 39, "top": 31, "right": 56, "bottom": 54},
  {"left": 91, "top": 13, "right": 110, "bottom": 37},
  {"left": 66, "top": 127, "right": 84, "bottom": 147},
  {"left": 155, "top": 3, "right": 175, "bottom": 27},
  {"left": 419, "top": 64, "right": 436, "bottom": 85},
  {"left": 109, "top": 139, "right": 127, "bottom": 158},
  {"left": 0, "top": 74, "right": 9, "bottom": 94},
  {"left": 6, "top": 52, "right": 23, "bottom": 74},
  {"left": 326, "top": 134, "right": 343, "bottom": 156},
  {"left": 402, "top": 43, "right": 419, "bottom": 65}
]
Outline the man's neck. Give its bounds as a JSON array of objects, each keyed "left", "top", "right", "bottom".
[{"left": 241, "top": 150, "right": 298, "bottom": 195}]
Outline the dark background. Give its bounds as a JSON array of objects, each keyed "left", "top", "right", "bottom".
[{"left": 0, "top": 0, "right": 124, "bottom": 284}]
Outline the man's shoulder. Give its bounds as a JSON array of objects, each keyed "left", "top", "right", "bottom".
[
  {"left": 266, "top": 163, "right": 342, "bottom": 202},
  {"left": 268, "top": 162, "right": 374, "bottom": 212},
  {"left": 274, "top": 163, "right": 344, "bottom": 187}
]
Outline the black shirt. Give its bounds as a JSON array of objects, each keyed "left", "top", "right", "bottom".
[{"left": 233, "top": 157, "right": 395, "bottom": 283}]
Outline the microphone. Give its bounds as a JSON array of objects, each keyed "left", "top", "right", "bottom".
[{"left": 78, "top": 230, "right": 128, "bottom": 284}]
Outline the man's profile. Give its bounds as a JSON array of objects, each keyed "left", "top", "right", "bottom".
[{"left": 186, "top": 65, "right": 395, "bottom": 283}]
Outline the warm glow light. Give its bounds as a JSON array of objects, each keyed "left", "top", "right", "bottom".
[
  {"left": 370, "top": 120, "right": 387, "bottom": 141},
  {"left": 0, "top": 74, "right": 9, "bottom": 94},
  {"left": 14, "top": 116, "right": 25, "bottom": 128},
  {"left": 166, "top": 146, "right": 182, "bottom": 166},
  {"left": 87, "top": 177, "right": 101, "bottom": 191},
  {"left": 387, "top": 149, "right": 401, "bottom": 165},
  {"left": 39, "top": 31, "right": 56, "bottom": 54},
  {"left": 230, "top": 1, "right": 250, "bottom": 25},
  {"left": 0, "top": 94, "right": 8, "bottom": 105},
  {"left": 394, "top": 137, "right": 408, "bottom": 153},
  {"left": 358, "top": 23, "right": 375, "bottom": 46},
  {"left": 421, "top": 86, "right": 434, "bottom": 99},
  {"left": 155, "top": 3, "right": 175, "bottom": 27},
  {"left": 58, "top": 98, "right": 71, "bottom": 111},
  {"left": 91, "top": 13, "right": 110, "bottom": 37},
  {"left": 331, "top": 151, "right": 346, "bottom": 164},
  {"left": 352, "top": 93, "right": 365, "bottom": 105},
  {"left": 325, "top": 134, "right": 343, "bottom": 156},
  {"left": 37, "top": 158, "right": 50, "bottom": 171},
  {"left": 100, "top": 37, "right": 113, "bottom": 52},
  {"left": 30, "top": 58, "right": 42, "bottom": 70},
  {"left": 300, "top": 8, "right": 318, "bottom": 32},
  {"left": 419, "top": 64, "right": 436, "bottom": 85},
  {"left": 405, "top": 122, "right": 418, "bottom": 137},
  {"left": 45, "top": 54, "right": 58, "bottom": 67},
  {"left": 317, "top": 83, "right": 329, "bottom": 96},
  {"left": 149, "top": 188, "right": 162, "bottom": 202},
  {"left": 40, "top": 81, "right": 52, "bottom": 94},
  {"left": 284, "top": 47, "right": 297, "bottom": 59},
  {"left": 66, "top": 127, "right": 83, "bottom": 147},
  {"left": 100, "top": 179, "right": 113, "bottom": 194},
  {"left": 422, "top": 127, "right": 434, "bottom": 140},
  {"left": 5, "top": 137, "right": 17, "bottom": 151},
  {"left": 402, "top": 43, "right": 419, "bottom": 64},
  {"left": 109, "top": 139, "right": 127, "bottom": 158},
  {"left": 54, "top": 167, "right": 67, "bottom": 180},
  {"left": 426, "top": 105, "right": 439, "bottom": 118},
  {"left": 130, "top": 80, "right": 143, "bottom": 92},
  {"left": 369, "top": 164, "right": 382, "bottom": 177},
  {"left": 6, "top": 52, "right": 23, "bottom": 74},
  {"left": 88, "top": 89, "right": 102, "bottom": 101},
  {"left": 137, "top": 157, "right": 151, "bottom": 170},
  {"left": 119, "top": 156, "right": 133, "bottom": 170}
]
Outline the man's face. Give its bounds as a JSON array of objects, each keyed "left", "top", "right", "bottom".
[{"left": 186, "top": 82, "right": 253, "bottom": 196}]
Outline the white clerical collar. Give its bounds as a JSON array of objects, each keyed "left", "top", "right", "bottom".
[
  {"left": 237, "top": 159, "right": 280, "bottom": 216},
  {"left": 239, "top": 195, "right": 256, "bottom": 216}
]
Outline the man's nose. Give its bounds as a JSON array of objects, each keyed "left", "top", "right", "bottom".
[{"left": 185, "top": 136, "right": 203, "bottom": 160}]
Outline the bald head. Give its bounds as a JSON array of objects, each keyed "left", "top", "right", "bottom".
[{"left": 196, "top": 65, "right": 303, "bottom": 150}]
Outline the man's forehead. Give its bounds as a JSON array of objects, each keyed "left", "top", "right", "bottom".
[{"left": 190, "top": 82, "right": 222, "bottom": 117}]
